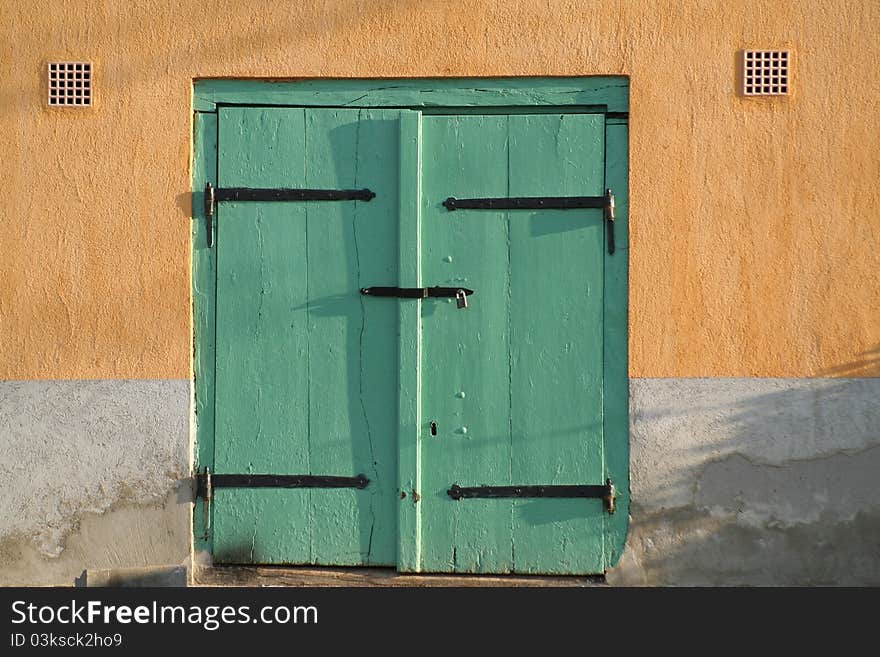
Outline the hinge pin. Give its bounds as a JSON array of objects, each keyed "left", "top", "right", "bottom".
[
  {"left": 604, "top": 478, "right": 616, "bottom": 514},
  {"left": 604, "top": 189, "right": 616, "bottom": 255},
  {"left": 204, "top": 182, "right": 215, "bottom": 248},
  {"left": 203, "top": 467, "right": 212, "bottom": 532}
]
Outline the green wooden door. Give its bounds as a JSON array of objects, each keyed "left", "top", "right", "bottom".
[
  {"left": 208, "top": 104, "right": 616, "bottom": 573},
  {"left": 415, "top": 113, "right": 608, "bottom": 573},
  {"left": 212, "top": 107, "right": 406, "bottom": 565}
]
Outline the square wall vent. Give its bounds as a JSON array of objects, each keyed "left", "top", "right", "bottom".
[
  {"left": 743, "top": 50, "right": 789, "bottom": 96},
  {"left": 48, "top": 62, "right": 92, "bottom": 107}
]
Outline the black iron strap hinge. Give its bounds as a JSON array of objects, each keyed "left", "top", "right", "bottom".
[
  {"left": 447, "top": 479, "right": 616, "bottom": 514},
  {"left": 196, "top": 472, "right": 369, "bottom": 499},
  {"left": 360, "top": 286, "right": 475, "bottom": 309},
  {"left": 196, "top": 470, "right": 370, "bottom": 532},
  {"left": 203, "top": 182, "right": 375, "bottom": 248},
  {"left": 443, "top": 189, "right": 617, "bottom": 255}
]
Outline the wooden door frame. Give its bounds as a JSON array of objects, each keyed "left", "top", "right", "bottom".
[{"left": 191, "top": 77, "right": 630, "bottom": 570}]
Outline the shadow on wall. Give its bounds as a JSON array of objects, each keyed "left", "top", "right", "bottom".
[
  {"left": 622, "top": 351, "right": 880, "bottom": 585},
  {"left": 817, "top": 346, "right": 880, "bottom": 377},
  {"left": 1, "top": 1, "right": 426, "bottom": 113}
]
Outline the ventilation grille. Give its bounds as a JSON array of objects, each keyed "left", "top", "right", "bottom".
[
  {"left": 48, "top": 62, "right": 92, "bottom": 107},
  {"left": 743, "top": 50, "right": 789, "bottom": 96}
]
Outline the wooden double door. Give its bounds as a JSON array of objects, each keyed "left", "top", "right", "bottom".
[{"left": 207, "top": 105, "right": 616, "bottom": 574}]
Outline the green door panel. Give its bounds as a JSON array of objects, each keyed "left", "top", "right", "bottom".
[
  {"left": 213, "top": 107, "right": 405, "bottom": 565},
  {"left": 417, "top": 113, "right": 607, "bottom": 573},
  {"left": 204, "top": 97, "right": 623, "bottom": 575}
]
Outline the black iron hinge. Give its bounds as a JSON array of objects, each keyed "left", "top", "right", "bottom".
[
  {"left": 203, "top": 182, "right": 375, "bottom": 248},
  {"left": 196, "top": 472, "right": 369, "bottom": 499},
  {"left": 195, "top": 470, "right": 369, "bottom": 531},
  {"left": 447, "top": 479, "right": 616, "bottom": 514},
  {"left": 443, "top": 189, "right": 617, "bottom": 255}
]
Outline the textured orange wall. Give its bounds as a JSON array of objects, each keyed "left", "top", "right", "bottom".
[{"left": 0, "top": 0, "right": 878, "bottom": 379}]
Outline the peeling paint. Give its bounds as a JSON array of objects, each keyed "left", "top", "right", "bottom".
[
  {"left": 696, "top": 446, "right": 880, "bottom": 528},
  {"left": 0, "top": 488, "right": 191, "bottom": 586},
  {"left": 0, "top": 380, "right": 190, "bottom": 580},
  {"left": 609, "top": 504, "right": 880, "bottom": 587},
  {"left": 607, "top": 377, "right": 880, "bottom": 585}
]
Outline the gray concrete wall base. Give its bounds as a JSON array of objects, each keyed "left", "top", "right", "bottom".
[
  {"left": 2, "top": 377, "right": 878, "bottom": 585},
  {"left": 84, "top": 565, "right": 189, "bottom": 587},
  {"left": 607, "top": 377, "right": 880, "bottom": 585},
  {"left": 0, "top": 380, "right": 191, "bottom": 586}
]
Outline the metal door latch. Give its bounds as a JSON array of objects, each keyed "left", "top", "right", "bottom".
[{"left": 360, "top": 286, "right": 474, "bottom": 309}]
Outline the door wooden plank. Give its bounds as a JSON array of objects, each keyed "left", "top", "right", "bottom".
[
  {"left": 305, "top": 108, "right": 366, "bottom": 564},
  {"left": 508, "top": 114, "right": 606, "bottom": 573},
  {"left": 419, "top": 115, "right": 514, "bottom": 572},
  {"left": 192, "top": 111, "right": 217, "bottom": 554},
  {"left": 397, "top": 110, "right": 423, "bottom": 572},
  {"left": 213, "top": 107, "right": 312, "bottom": 563},
  {"left": 304, "top": 108, "right": 399, "bottom": 565},
  {"left": 350, "top": 109, "right": 404, "bottom": 565},
  {"left": 602, "top": 122, "right": 631, "bottom": 567}
]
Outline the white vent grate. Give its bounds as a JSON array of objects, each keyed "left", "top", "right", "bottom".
[
  {"left": 743, "top": 50, "right": 789, "bottom": 96},
  {"left": 48, "top": 62, "right": 92, "bottom": 107}
]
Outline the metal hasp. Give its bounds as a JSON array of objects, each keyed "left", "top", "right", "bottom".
[
  {"left": 360, "top": 286, "right": 475, "bottom": 310},
  {"left": 447, "top": 478, "right": 616, "bottom": 514},
  {"left": 203, "top": 182, "right": 376, "bottom": 248},
  {"left": 443, "top": 190, "right": 617, "bottom": 255}
]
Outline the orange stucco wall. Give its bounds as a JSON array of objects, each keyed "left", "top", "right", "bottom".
[{"left": 1, "top": 0, "right": 877, "bottom": 379}]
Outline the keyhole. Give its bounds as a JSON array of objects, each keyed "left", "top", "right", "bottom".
[{"left": 430, "top": 421, "right": 437, "bottom": 436}]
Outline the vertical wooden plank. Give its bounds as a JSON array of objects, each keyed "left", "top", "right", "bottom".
[
  {"left": 304, "top": 108, "right": 362, "bottom": 564},
  {"left": 212, "top": 107, "right": 312, "bottom": 563},
  {"left": 192, "top": 111, "right": 217, "bottom": 554},
  {"left": 351, "top": 109, "right": 403, "bottom": 565},
  {"left": 508, "top": 114, "right": 606, "bottom": 574},
  {"left": 602, "top": 121, "right": 630, "bottom": 568},
  {"left": 419, "top": 115, "right": 513, "bottom": 573},
  {"left": 397, "top": 110, "right": 422, "bottom": 571},
  {"left": 305, "top": 108, "right": 398, "bottom": 565}
]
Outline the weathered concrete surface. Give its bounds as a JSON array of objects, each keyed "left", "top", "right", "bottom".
[
  {"left": 0, "top": 380, "right": 191, "bottom": 586},
  {"left": 607, "top": 378, "right": 880, "bottom": 585},
  {"left": 85, "top": 565, "right": 188, "bottom": 587}
]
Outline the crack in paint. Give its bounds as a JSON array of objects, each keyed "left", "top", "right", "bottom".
[
  {"left": 352, "top": 110, "right": 377, "bottom": 558},
  {"left": 255, "top": 209, "right": 266, "bottom": 448},
  {"left": 343, "top": 94, "right": 369, "bottom": 106}
]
